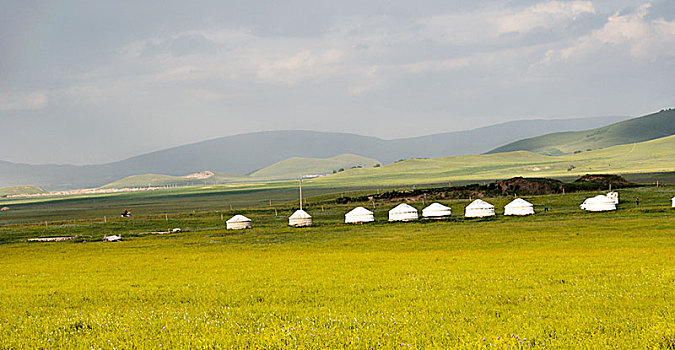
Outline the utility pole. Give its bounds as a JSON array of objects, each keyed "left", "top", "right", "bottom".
[{"left": 299, "top": 178, "right": 303, "bottom": 211}]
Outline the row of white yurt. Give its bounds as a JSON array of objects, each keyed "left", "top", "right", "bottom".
[
  {"left": 349, "top": 199, "right": 534, "bottom": 222},
  {"left": 220, "top": 193, "right": 669, "bottom": 230},
  {"left": 227, "top": 210, "right": 313, "bottom": 230},
  {"left": 580, "top": 195, "right": 616, "bottom": 212}
]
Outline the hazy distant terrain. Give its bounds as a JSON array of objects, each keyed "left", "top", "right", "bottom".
[
  {"left": 0, "top": 116, "right": 628, "bottom": 190},
  {"left": 488, "top": 109, "right": 674, "bottom": 155}
]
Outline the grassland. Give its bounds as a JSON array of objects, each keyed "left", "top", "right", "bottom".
[
  {"left": 310, "top": 135, "right": 675, "bottom": 188},
  {"left": 0, "top": 182, "right": 674, "bottom": 348},
  {"left": 0, "top": 185, "right": 46, "bottom": 197},
  {"left": 99, "top": 154, "right": 380, "bottom": 189},
  {"left": 99, "top": 172, "right": 250, "bottom": 189},
  {"left": 489, "top": 109, "right": 675, "bottom": 155},
  {"left": 249, "top": 153, "right": 380, "bottom": 179}
]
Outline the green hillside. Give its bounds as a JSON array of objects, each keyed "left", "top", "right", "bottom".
[
  {"left": 100, "top": 154, "right": 380, "bottom": 188},
  {"left": 309, "top": 135, "right": 675, "bottom": 187},
  {"left": 0, "top": 185, "right": 46, "bottom": 197},
  {"left": 249, "top": 154, "right": 380, "bottom": 180},
  {"left": 100, "top": 172, "right": 248, "bottom": 189},
  {"left": 488, "top": 109, "right": 675, "bottom": 155}
]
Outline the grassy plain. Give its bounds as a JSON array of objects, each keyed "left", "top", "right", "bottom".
[
  {"left": 0, "top": 185, "right": 46, "bottom": 197},
  {"left": 312, "top": 135, "right": 675, "bottom": 187},
  {"left": 0, "top": 183, "right": 674, "bottom": 348}
]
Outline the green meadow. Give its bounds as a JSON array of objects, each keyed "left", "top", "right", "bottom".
[
  {"left": 310, "top": 135, "right": 675, "bottom": 188},
  {"left": 0, "top": 182, "right": 674, "bottom": 348}
]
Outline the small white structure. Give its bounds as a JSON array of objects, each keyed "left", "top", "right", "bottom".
[
  {"left": 345, "top": 207, "right": 374, "bottom": 224},
  {"left": 580, "top": 195, "right": 616, "bottom": 212},
  {"left": 226, "top": 215, "right": 252, "bottom": 230},
  {"left": 606, "top": 192, "right": 619, "bottom": 204},
  {"left": 464, "top": 199, "right": 495, "bottom": 218},
  {"left": 103, "top": 235, "right": 122, "bottom": 242},
  {"left": 289, "top": 178, "right": 312, "bottom": 227},
  {"left": 422, "top": 203, "right": 452, "bottom": 219},
  {"left": 289, "top": 209, "right": 312, "bottom": 227},
  {"left": 388, "top": 203, "right": 419, "bottom": 222},
  {"left": 671, "top": 196, "right": 675, "bottom": 208},
  {"left": 504, "top": 198, "right": 535, "bottom": 216}
]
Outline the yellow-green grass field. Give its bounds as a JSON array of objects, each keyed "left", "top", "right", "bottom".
[{"left": 0, "top": 183, "right": 674, "bottom": 348}]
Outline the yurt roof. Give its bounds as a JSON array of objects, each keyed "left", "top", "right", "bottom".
[
  {"left": 583, "top": 195, "right": 615, "bottom": 204},
  {"left": 423, "top": 203, "right": 451, "bottom": 211},
  {"left": 466, "top": 199, "right": 494, "bottom": 209},
  {"left": 505, "top": 198, "right": 533, "bottom": 208},
  {"left": 289, "top": 209, "right": 311, "bottom": 219},
  {"left": 389, "top": 203, "right": 417, "bottom": 213},
  {"left": 346, "top": 207, "right": 373, "bottom": 216},
  {"left": 226, "top": 214, "right": 251, "bottom": 223}
]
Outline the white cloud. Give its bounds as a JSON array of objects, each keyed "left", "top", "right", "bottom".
[
  {"left": 256, "top": 49, "right": 345, "bottom": 85},
  {"left": 545, "top": 3, "right": 675, "bottom": 62},
  {"left": 0, "top": 91, "right": 48, "bottom": 111},
  {"left": 497, "top": 1, "right": 596, "bottom": 34},
  {"left": 415, "top": 1, "right": 595, "bottom": 45}
]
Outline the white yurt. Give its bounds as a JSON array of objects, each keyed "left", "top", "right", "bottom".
[
  {"left": 606, "top": 192, "right": 619, "bottom": 204},
  {"left": 226, "top": 214, "right": 252, "bottom": 230},
  {"left": 422, "top": 203, "right": 452, "bottom": 219},
  {"left": 504, "top": 198, "right": 535, "bottom": 216},
  {"left": 464, "top": 199, "right": 495, "bottom": 218},
  {"left": 388, "top": 203, "right": 419, "bottom": 222},
  {"left": 671, "top": 196, "right": 675, "bottom": 208},
  {"left": 345, "top": 207, "right": 375, "bottom": 224},
  {"left": 288, "top": 209, "right": 312, "bottom": 227},
  {"left": 580, "top": 195, "right": 616, "bottom": 212}
]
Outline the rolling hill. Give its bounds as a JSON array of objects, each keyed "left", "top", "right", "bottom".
[
  {"left": 0, "top": 116, "right": 627, "bottom": 190},
  {"left": 0, "top": 185, "right": 46, "bottom": 197},
  {"left": 488, "top": 109, "right": 675, "bottom": 155},
  {"left": 309, "top": 135, "right": 675, "bottom": 187},
  {"left": 100, "top": 172, "right": 250, "bottom": 189},
  {"left": 101, "top": 154, "right": 380, "bottom": 188},
  {"left": 249, "top": 154, "right": 380, "bottom": 180}
]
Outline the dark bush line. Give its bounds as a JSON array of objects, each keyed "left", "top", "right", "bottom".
[{"left": 334, "top": 175, "right": 642, "bottom": 204}]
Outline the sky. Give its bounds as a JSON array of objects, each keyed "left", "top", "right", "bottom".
[{"left": 1, "top": 0, "right": 673, "bottom": 165}]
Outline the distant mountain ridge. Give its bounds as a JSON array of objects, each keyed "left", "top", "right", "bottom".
[
  {"left": 488, "top": 109, "right": 675, "bottom": 155},
  {"left": 0, "top": 115, "right": 628, "bottom": 190}
]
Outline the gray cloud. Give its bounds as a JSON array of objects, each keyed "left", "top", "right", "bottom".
[{"left": 0, "top": 0, "right": 673, "bottom": 164}]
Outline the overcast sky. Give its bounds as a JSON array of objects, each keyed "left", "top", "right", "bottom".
[{"left": 1, "top": 0, "right": 673, "bottom": 165}]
